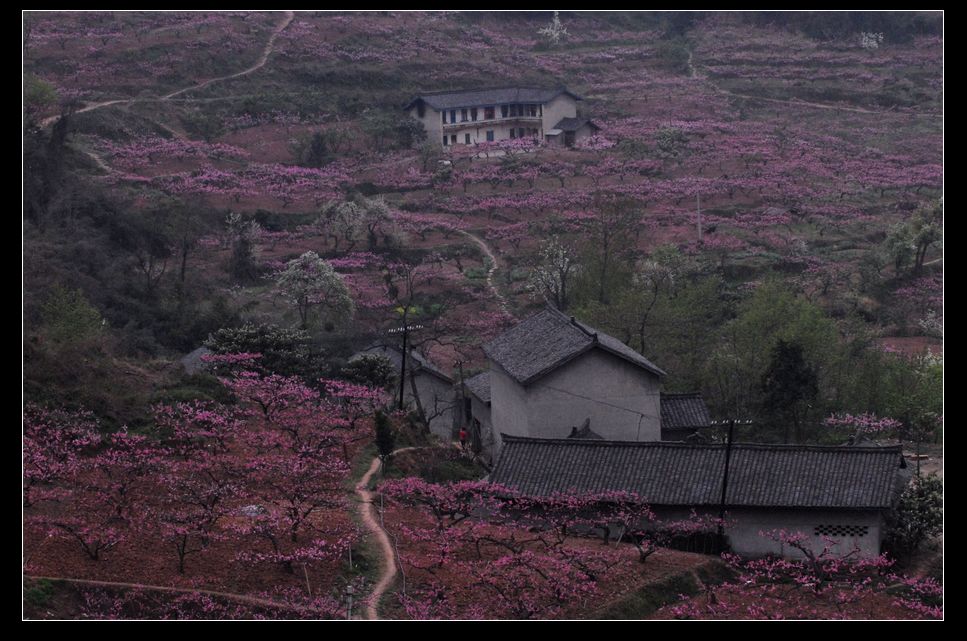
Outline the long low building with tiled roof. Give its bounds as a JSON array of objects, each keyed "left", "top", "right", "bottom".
[{"left": 490, "top": 435, "right": 912, "bottom": 558}]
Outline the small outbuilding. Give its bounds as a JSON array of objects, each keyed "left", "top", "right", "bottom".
[
  {"left": 352, "top": 344, "right": 457, "bottom": 441},
  {"left": 660, "top": 392, "right": 713, "bottom": 441},
  {"left": 545, "top": 117, "right": 600, "bottom": 147}
]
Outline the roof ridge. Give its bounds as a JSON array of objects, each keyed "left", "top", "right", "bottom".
[{"left": 498, "top": 434, "right": 903, "bottom": 453}]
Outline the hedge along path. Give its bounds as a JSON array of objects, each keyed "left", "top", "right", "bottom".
[
  {"left": 39, "top": 11, "right": 295, "bottom": 128},
  {"left": 23, "top": 574, "right": 335, "bottom": 617}
]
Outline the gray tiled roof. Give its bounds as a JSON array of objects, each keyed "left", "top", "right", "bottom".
[
  {"left": 661, "top": 393, "right": 712, "bottom": 430},
  {"left": 405, "top": 86, "right": 580, "bottom": 111},
  {"left": 483, "top": 307, "right": 665, "bottom": 385},
  {"left": 355, "top": 344, "right": 453, "bottom": 384},
  {"left": 490, "top": 435, "right": 908, "bottom": 509},
  {"left": 552, "top": 117, "right": 600, "bottom": 132},
  {"left": 464, "top": 371, "right": 491, "bottom": 403}
]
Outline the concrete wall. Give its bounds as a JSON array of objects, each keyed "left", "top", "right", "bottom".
[
  {"left": 542, "top": 94, "right": 579, "bottom": 132},
  {"left": 489, "top": 362, "right": 531, "bottom": 449},
  {"left": 411, "top": 372, "right": 456, "bottom": 442},
  {"left": 469, "top": 395, "right": 495, "bottom": 464},
  {"left": 408, "top": 103, "right": 442, "bottom": 147},
  {"left": 356, "top": 345, "right": 455, "bottom": 443},
  {"left": 490, "top": 348, "right": 663, "bottom": 457},
  {"left": 654, "top": 507, "right": 885, "bottom": 559},
  {"left": 440, "top": 122, "right": 541, "bottom": 146}
]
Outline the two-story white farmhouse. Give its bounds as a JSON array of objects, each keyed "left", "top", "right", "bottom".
[{"left": 404, "top": 86, "right": 599, "bottom": 148}]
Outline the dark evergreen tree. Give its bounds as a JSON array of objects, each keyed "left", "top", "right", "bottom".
[{"left": 760, "top": 340, "right": 818, "bottom": 443}]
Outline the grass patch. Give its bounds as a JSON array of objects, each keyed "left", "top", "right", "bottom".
[
  {"left": 24, "top": 578, "right": 58, "bottom": 608},
  {"left": 598, "top": 570, "right": 701, "bottom": 619},
  {"left": 381, "top": 446, "right": 487, "bottom": 483}
]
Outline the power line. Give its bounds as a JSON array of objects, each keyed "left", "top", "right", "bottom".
[{"left": 530, "top": 381, "right": 662, "bottom": 424}]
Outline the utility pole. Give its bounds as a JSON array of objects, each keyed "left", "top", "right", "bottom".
[
  {"left": 711, "top": 418, "right": 753, "bottom": 553},
  {"left": 388, "top": 322, "right": 423, "bottom": 411},
  {"left": 455, "top": 359, "right": 468, "bottom": 439},
  {"left": 697, "top": 193, "right": 703, "bottom": 243}
]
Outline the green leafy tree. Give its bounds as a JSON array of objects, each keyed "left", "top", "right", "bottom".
[
  {"left": 361, "top": 110, "right": 426, "bottom": 151},
  {"left": 40, "top": 285, "right": 104, "bottom": 346},
  {"left": 910, "top": 200, "right": 943, "bottom": 274},
  {"left": 705, "top": 281, "right": 839, "bottom": 434},
  {"left": 341, "top": 353, "right": 397, "bottom": 390},
  {"left": 885, "top": 473, "right": 943, "bottom": 557},
  {"left": 226, "top": 212, "right": 262, "bottom": 283},
  {"left": 884, "top": 221, "right": 915, "bottom": 276},
  {"left": 24, "top": 74, "right": 58, "bottom": 129},
  {"left": 374, "top": 410, "right": 396, "bottom": 465},
  {"left": 205, "top": 323, "right": 324, "bottom": 379}
]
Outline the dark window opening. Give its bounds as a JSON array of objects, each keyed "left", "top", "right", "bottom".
[
  {"left": 484, "top": 106, "right": 495, "bottom": 120},
  {"left": 442, "top": 112, "right": 446, "bottom": 124},
  {"left": 442, "top": 136, "right": 448, "bottom": 146},
  {"left": 471, "top": 108, "right": 478, "bottom": 121},
  {"left": 815, "top": 525, "right": 870, "bottom": 537},
  {"left": 486, "top": 130, "right": 494, "bottom": 142},
  {"left": 461, "top": 108, "right": 468, "bottom": 122},
  {"left": 465, "top": 133, "right": 471, "bottom": 144},
  {"left": 501, "top": 105, "right": 508, "bottom": 118},
  {"left": 451, "top": 134, "right": 457, "bottom": 144},
  {"left": 450, "top": 110, "right": 457, "bottom": 124}
]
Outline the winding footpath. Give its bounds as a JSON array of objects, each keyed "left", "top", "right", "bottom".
[
  {"left": 686, "top": 45, "right": 941, "bottom": 119},
  {"left": 163, "top": 11, "right": 294, "bottom": 100},
  {"left": 460, "top": 230, "right": 511, "bottom": 316},
  {"left": 353, "top": 446, "right": 434, "bottom": 620},
  {"left": 39, "top": 11, "right": 294, "bottom": 128},
  {"left": 22, "top": 575, "right": 335, "bottom": 616}
]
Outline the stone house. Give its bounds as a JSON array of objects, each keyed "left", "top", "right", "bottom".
[
  {"left": 471, "top": 307, "right": 678, "bottom": 463},
  {"left": 353, "top": 343, "right": 457, "bottom": 442},
  {"left": 403, "top": 86, "right": 590, "bottom": 148},
  {"left": 545, "top": 117, "right": 600, "bottom": 148},
  {"left": 490, "top": 435, "right": 912, "bottom": 559}
]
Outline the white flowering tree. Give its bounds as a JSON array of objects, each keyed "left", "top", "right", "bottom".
[
  {"left": 859, "top": 32, "right": 884, "bottom": 50},
  {"left": 538, "top": 11, "right": 569, "bottom": 46},
  {"left": 527, "top": 235, "right": 578, "bottom": 311},
  {"left": 275, "top": 251, "right": 354, "bottom": 330}
]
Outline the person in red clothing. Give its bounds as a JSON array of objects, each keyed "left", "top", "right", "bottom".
[{"left": 458, "top": 427, "right": 468, "bottom": 450}]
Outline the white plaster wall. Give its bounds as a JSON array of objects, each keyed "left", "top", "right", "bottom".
[
  {"left": 524, "top": 349, "right": 662, "bottom": 442},
  {"left": 408, "top": 104, "right": 442, "bottom": 146},
  {"left": 469, "top": 396, "right": 496, "bottom": 463},
  {"left": 489, "top": 362, "right": 531, "bottom": 444},
  {"left": 542, "top": 94, "right": 579, "bottom": 132},
  {"left": 653, "top": 507, "right": 885, "bottom": 559},
  {"left": 412, "top": 373, "right": 456, "bottom": 442},
  {"left": 441, "top": 122, "right": 542, "bottom": 145},
  {"left": 489, "top": 348, "right": 662, "bottom": 460}
]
